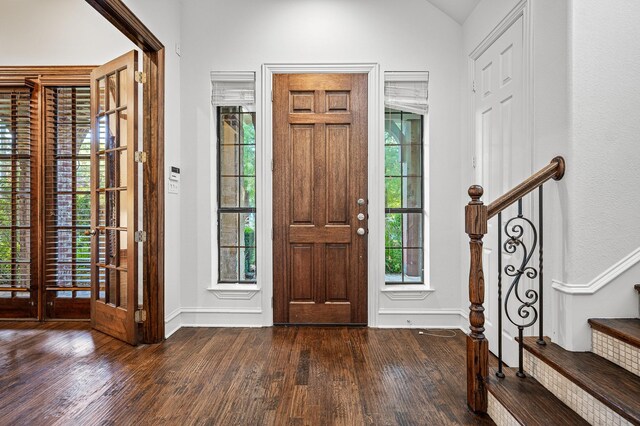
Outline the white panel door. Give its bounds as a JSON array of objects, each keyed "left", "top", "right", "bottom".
[{"left": 474, "top": 16, "right": 530, "bottom": 367}]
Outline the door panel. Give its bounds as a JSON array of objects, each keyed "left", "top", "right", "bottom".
[
  {"left": 273, "top": 73, "right": 367, "bottom": 325},
  {"left": 474, "top": 17, "right": 527, "bottom": 366},
  {"left": 90, "top": 51, "right": 138, "bottom": 345},
  {"left": 0, "top": 86, "right": 37, "bottom": 319},
  {"left": 43, "top": 86, "right": 92, "bottom": 320}
]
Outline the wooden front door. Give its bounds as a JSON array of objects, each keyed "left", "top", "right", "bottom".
[
  {"left": 89, "top": 51, "right": 139, "bottom": 345},
  {"left": 273, "top": 73, "right": 368, "bottom": 325}
]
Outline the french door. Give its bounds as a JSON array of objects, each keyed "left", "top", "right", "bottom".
[
  {"left": 272, "top": 73, "right": 368, "bottom": 325},
  {"left": 89, "top": 51, "right": 140, "bottom": 345},
  {"left": 0, "top": 85, "right": 37, "bottom": 318}
]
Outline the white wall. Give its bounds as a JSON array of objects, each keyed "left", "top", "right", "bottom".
[
  {"left": 1, "top": 0, "right": 183, "bottom": 337},
  {"left": 179, "top": 0, "right": 466, "bottom": 328},
  {"left": 567, "top": 0, "right": 640, "bottom": 284},
  {"left": 119, "top": 0, "right": 183, "bottom": 338},
  {"left": 554, "top": 0, "right": 640, "bottom": 349},
  {"left": 0, "top": 0, "right": 133, "bottom": 64},
  {"left": 463, "top": 0, "right": 640, "bottom": 351}
]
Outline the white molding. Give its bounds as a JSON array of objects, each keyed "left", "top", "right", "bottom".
[
  {"left": 380, "top": 285, "right": 435, "bottom": 301},
  {"left": 180, "top": 307, "right": 265, "bottom": 328},
  {"left": 552, "top": 246, "right": 640, "bottom": 294},
  {"left": 469, "top": 0, "right": 528, "bottom": 60},
  {"left": 181, "top": 307, "right": 262, "bottom": 314},
  {"left": 165, "top": 308, "right": 182, "bottom": 338},
  {"left": 262, "top": 63, "right": 381, "bottom": 327},
  {"left": 165, "top": 308, "right": 182, "bottom": 322},
  {"left": 207, "top": 284, "right": 260, "bottom": 300},
  {"left": 210, "top": 71, "right": 255, "bottom": 82},
  {"left": 377, "top": 308, "right": 465, "bottom": 316},
  {"left": 375, "top": 308, "right": 467, "bottom": 329},
  {"left": 384, "top": 71, "right": 430, "bottom": 82}
]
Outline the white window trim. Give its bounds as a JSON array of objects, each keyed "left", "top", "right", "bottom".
[
  {"left": 208, "top": 71, "right": 260, "bottom": 298},
  {"left": 381, "top": 71, "right": 432, "bottom": 299}
]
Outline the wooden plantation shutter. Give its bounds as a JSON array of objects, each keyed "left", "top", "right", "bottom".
[
  {"left": 43, "top": 86, "right": 92, "bottom": 319},
  {"left": 0, "top": 85, "right": 37, "bottom": 318}
]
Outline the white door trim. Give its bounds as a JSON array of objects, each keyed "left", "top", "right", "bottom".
[
  {"left": 468, "top": 0, "right": 533, "bottom": 184},
  {"left": 261, "top": 63, "right": 381, "bottom": 326}
]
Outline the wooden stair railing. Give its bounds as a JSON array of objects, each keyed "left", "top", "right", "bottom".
[{"left": 465, "top": 156, "right": 565, "bottom": 413}]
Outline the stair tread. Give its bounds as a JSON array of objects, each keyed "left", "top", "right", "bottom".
[
  {"left": 487, "top": 367, "right": 589, "bottom": 425},
  {"left": 589, "top": 318, "right": 640, "bottom": 349},
  {"left": 523, "top": 336, "right": 640, "bottom": 425}
]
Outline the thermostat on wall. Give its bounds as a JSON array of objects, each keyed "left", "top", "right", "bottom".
[
  {"left": 168, "top": 166, "right": 180, "bottom": 194},
  {"left": 169, "top": 166, "right": 180, "bottom": 182}
]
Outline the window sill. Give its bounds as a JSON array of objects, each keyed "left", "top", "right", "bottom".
[
  {"left": 207, "top": 283, "right": 260, "bottom": 300},
  {"left": 381, "top": 284, "right": 434, "bottom": 301}
]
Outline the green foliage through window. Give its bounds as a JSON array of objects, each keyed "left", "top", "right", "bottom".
[
  {"left": 384, "top": 108, "right": 424, "bottom": 284},
  {"left": 217, "top": 107, "right": 257, "bottom": 283}
]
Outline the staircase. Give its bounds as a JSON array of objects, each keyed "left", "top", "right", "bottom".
[
  {"left": 487, "top": 286, "right": 640, "bottom": 425},
  {"left": 464, "top": 157, "right": 640, "bottom": 425}
]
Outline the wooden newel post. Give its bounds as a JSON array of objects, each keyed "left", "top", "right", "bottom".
[{"left": 466, "top": 185, "right": 489, "bottom": 413}]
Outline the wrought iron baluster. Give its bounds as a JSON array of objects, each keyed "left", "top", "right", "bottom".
[
  {"left": 502, "top": 196, "right": 539, "bottom": 379},
  {"left": 537, "top": 186, "right": 545, "bottom": 345},
  {"left": 496, "top": 212, "right": 504, "bottom": 378},
  {"left": 518, "top": 198, "right": 523, "bottom": 217}
]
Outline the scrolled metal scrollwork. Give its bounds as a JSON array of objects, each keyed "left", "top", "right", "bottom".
[{"left": 503, "top": 215, "right": 539, "bottom": 329}]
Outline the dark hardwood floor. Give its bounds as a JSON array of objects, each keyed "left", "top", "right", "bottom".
[{"left": 0, "top": 323, "right": 493, "bottom": 425}]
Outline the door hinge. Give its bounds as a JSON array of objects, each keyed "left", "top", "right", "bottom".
[
  {"left": 271, "top": 297, "right": 273, "bottom": 308},
  {"left": 134, "top": 151, "right": 147, "bottom": 163},
  {"left": 134, "top": 230, "right": 147, "bottom": 243},
  {"left": 472, "top": 156, "right": 477, "bottom": 169},
  {"left": 271, "top": 159, "right": 274, "bottom": 172},
  {"left": 271, "top": 90, "right": 273, "bottom": 102},
  {"left": 135, "top": 309, "right": 147, "bottom": 323},
  {"left": 134, "top": 71, "right": 147, "bottom": 84},
  {"left": 472, "top": 80, "right": 477, "bottom": 93},
  {"left": 271, "top": 228, "right": 274, "bottom": 240}
]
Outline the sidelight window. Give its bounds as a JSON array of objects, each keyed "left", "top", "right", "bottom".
[
  {"left": 384, "top": 72, "right": 429, "bottom": 285},
  {"left": 216, "top": 106, "right": 256, "bottom": 283},
  {"left": 384, "top": 109, "right": 424, "bottom": 283},
  {"left": 213, "top": 72, "right": 257, "bottom": 284}
]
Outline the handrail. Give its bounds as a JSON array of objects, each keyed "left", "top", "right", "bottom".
[
  {"left": 464, "top": 155, "right": 566, "bottom": 414},
  {"left": 487, "top": 156, "right": 565, "bottom": 219}
]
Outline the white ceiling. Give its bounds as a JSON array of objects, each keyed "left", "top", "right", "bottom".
[{"left": 426, "top": 0, "right": 481, "bottom": 24}]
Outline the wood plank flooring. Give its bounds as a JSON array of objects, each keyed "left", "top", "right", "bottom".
[{"left": 0, "top": 323, "right": 493, "bottom": 425}]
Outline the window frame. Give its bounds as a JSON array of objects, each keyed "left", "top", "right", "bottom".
[
  {"left": 384, "top": 108, "right": 426, "bottom": 285},
  {"left": 215, "top": 106, "right": 257, "bottom": 284}
]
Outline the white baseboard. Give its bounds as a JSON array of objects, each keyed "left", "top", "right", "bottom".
[
  {"left": 376, "top": 308, "right": 468, "bottom": 329},
  {"left": 164, "top": 308, "right": 468, "bottom": 337},
  {"left": 165, "top": 308, "right": 182, "bottom": 338}
]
